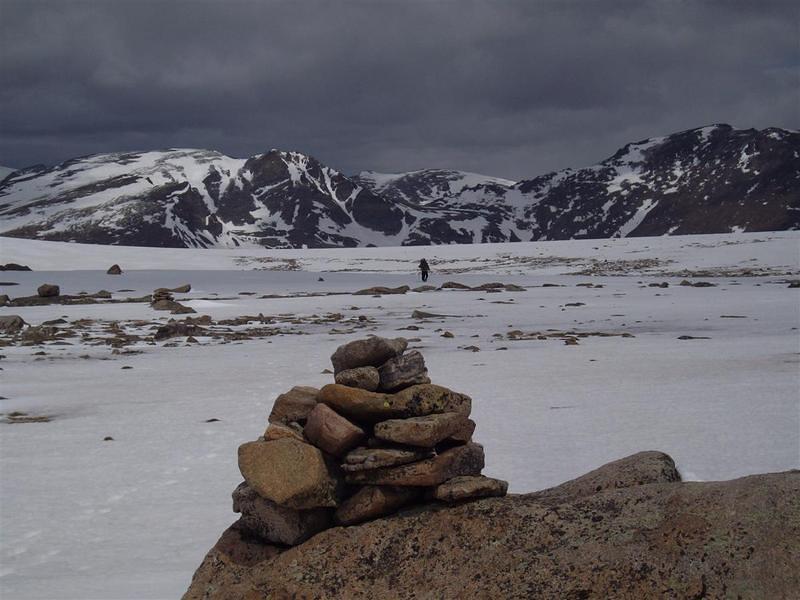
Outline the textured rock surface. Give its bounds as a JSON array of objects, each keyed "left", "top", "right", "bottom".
[
  {"left": 238, "top": 439, "right": 343, "bottom": 509},
  {"left": 319, "top": 383, "right": 472, "bottom": 422},
  {"left": 262, "top": 423, "right": 305, "bottom": 443},
  {"left": 344, "top": 443, "right": 485, "bottom": 486},
  {"left": 183, "top": 456, "right": 800, "bottom": 600},
  {"left": 335, "top": 485, "right": 420, "bottom": 525},
  {"left": 433, "top": 475, "right": 509, "bottom": 503},
  {"left": 334, "top": 366, "right": 380, "bottom": 391},
  {"left": 232, "top": 483, "right": 332, "bottom": 546},
  {"left": 378, "top": 350, "right": 430, "bottom": 391},
  {"left": 37, "top": 283, "right": 59, "bottom": 297},
  {"left": 374, "top": 412, "right": 470, "bottom": 448},
  {"left": 106, "top": 264, "right": 122, "bottom": 274},
  {"left": 341, "top": 447, "right": 434, "bottom": 472},
  {"left": 303, "top": 403, "right": 365, "bottom": 457},
  {"left": 267, "top": 386, "right": 319, "bottom": 425},
  {"left": 330, "top": 336, "right": 407, "bottom": 373},
  {"left": 0, "top": 314, "right": 26, "bottom": 333}
]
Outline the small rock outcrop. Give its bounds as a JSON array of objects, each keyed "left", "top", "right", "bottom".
[
  {"left": 107, "top": 264, "right": 122, "bottom": 275},
  {"left": 151, "top": 288, "right": 195, "bottom": 314},
  {"left": 184, "top": 451, "right": 800, "bottom": 599}
]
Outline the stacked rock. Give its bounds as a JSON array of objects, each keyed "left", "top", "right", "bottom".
[
  {"left": 151, "top": 288, "right": 175, "bottom": 309},
  {"left": 231, "top": 336, "right": 508, "bottom": 547}
]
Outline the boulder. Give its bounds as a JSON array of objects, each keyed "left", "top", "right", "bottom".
[
  {"left": 330, "top": 336, "right": 407, "bottom": 373},
  {"left": 303, "top": 403, "right": 365, "bottom": 457},
  {"left": 433, "top": 475, "right": 508, "bottom": 503},
  {"left": 374, "top": 412, "right": 470, "bottom": 448},
  {"left": 183, "top": 456, "right": 800, "bottom": 600},
  {"left": 107, "top": 264, "right": 122, "bottom": 275},
  {"left": 353, "top": 285, "right": 410, "bottom": 296},
  {"left": 319, "top": 383, "right": 471, "bottom": 422},
  {"left": 344, "top": 443, "right": 484, "bottom": 486},
  {"left": 440, "top": 281, "right": 471, "bottom": 290},
  {"left": 37, "top": 283, "right": 60, "bottom": 297},
  {"left": 267, "top": 386, "right": 319, "bottom": 425},
  {"left": 378, "top": 350, "right": 430, "bottom": 391},
  {"left": 335, "top": 485, "right": 420, "bottom": 526},
  {"left": 0, "top": 314, "right": 26, "bottom": 333},
  {"left": 263, "top": 423, "right": 305, "bottom": 443},
  {"left": 232, "top": 482, "right": 332, "bottom": 546},
  {"left": 238, "top": 438, "right": 343, "bottom": 509},
  {"left": 536, "top": 450, "right": 681, "bottom": 499},
  {"left": 334, "top": 366, "right": 380, "bottom": 391},
  {"left": 0, "top": 294, "right": 9, "bottom": 306},
  {"left": 341, "top": 447, "right": 434, "bottom": 472}
]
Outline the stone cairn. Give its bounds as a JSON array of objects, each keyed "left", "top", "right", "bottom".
[{"left": 231, "top": 336, "right": 508, "bottom": 546}]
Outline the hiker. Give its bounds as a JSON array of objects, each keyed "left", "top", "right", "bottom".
[{"left": 418, "top": 258, "right": 430, "bottom": 282}]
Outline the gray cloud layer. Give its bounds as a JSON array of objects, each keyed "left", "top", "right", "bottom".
[{"left": 1, "top": 0, "right": 797, "bottom": 179}]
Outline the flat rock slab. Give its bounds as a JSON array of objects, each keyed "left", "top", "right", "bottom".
[
  {"left": 330, "top": 336, "right": 407, "bottom": 373},
  {"left": 334, "top": 366, "right": 380, "bottom": 391},
  {"left": 378, "top": 350, "right": 430, "bottom": 392},
  {"left": 353, "top": 286, "right": 410, "bottom": 296},
  {"left": 232, "top": 482, "right": 332, "bottom": 546},
  {"left": 345, "top": 443, "right": 485, "bottom": 487},
  {"left": 238, "top": 438, "right": 343, "bottom": 509},
  {"left": 434, "top": 475, "right": 509, "bottom": 503},
  {"left": 268, "top": 386, "right": 319, "bottom": 425},
  {"left": 341, "top": 447, "right": 434, "bottom": 472},
  {"left": 319, "top": 383, "right": 472, "bottom": 423},
  {"left": 335, "top": 485, "right": 421, "bottom": 526},
  {"left": 303, "top": 403, "right": 365, "bottom": 457},
  {"left": 374, "top": 412, "right": 470, "bottom": 448}
]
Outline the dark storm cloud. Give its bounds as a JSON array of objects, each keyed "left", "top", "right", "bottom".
[{"left": 0, "top": 0, "right": 797, "bottom": 179}]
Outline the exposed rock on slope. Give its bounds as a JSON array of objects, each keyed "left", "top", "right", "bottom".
[
  {"left": 2, "top": 125, "right": 797, "bottom": 248},
  {"left": 183, "top": 451, "right": 799, "bottom": 599}
]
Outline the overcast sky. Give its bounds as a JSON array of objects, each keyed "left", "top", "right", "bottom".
[{"left": 0, "top": 0, "right": 797, "bottom": 179}]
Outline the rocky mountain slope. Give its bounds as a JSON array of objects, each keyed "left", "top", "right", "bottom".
[
  {"left": 1, "top": 125, "right": 797, "bottom": 248},
  {"left": 183, "top": 451, "right": 800, "bottom": 599},
  {"left": 0, "top": 166, "right": 15, "bottom": 181}
]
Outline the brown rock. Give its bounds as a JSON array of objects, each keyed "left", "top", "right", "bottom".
[
  {"left": 37, "top": 283, "right": 60, "bottom": 297},
  {"left": 345, "top": 442, "right": 484, "bottom": 486},
  {"left": 0, "top": 294, "right": 9, "bottom": 306},
  {"left": 374, "top": 412, "right": 470, "bottom": 448},
  {"left": 537, "top": 450, "right": 681, "bottom": 499},
  {"left": 154, "top": 321, "right": 204, "bottom": 341},
  {"left": 184, "top": 455, "right": 800, "bottom": 600},
  {"left": 335, "top": 485, "right": 420, "bottom": 525},
  {"left": 267, "top": 386, "right": 319, "bottom": 425},
  {"left": 238, "top": 438, "right": 343, "bottom": 509},
  {"left": 353, "top": 285, "right": 410, "bottom": 296},
  {"left": 303, "top": 403, "right": 365, "bottom": 457},
  {"left": 334, "top": 366, "right": 380, "bottom": 391},
  {"left": 319, "top": 383, "right": 472, "bottom": 422},
  {"left": 378, "top": 350, "right": 430, "bottom": 391},
  {"left": 263, "top": 423, "right": 305, "bottom": 443},
  {"left": 440, "top": 281, "right": 471, "bottom": 290},
  {"left": 232, "top": 482, "right": 332, "bottom": 546},
  {"left": 0, "top": 314, "right": 26, "bottom": 333},
  {"left": 433, "top": 475, "right": 508, "bottom": 503},
  {"left": 341, "top": 446, "right": 434, "bottom": 472},
  {"left": 330, "top": 336, "right": 407, "bottom": 373},
  {"left": 107, "top": 264, "right": 122, "bottom": 275},
  {"left": 170, "top": 284, "right": 192, "bottom": 293}
]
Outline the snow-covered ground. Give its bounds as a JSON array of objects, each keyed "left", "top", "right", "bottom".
[{"left": 1, "top": 232, "right": 798, "bottom": 599}]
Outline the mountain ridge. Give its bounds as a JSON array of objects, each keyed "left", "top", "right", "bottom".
[{"left": 1, "top": 124, "right": 797, "bottom": 248}]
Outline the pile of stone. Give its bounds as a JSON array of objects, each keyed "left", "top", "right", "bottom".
[
  {"left": 151, "top": 286, "right": 195, "bottom": 314},
  {"left": 231, "top": 336, "right": 508, "bottom": 547}
]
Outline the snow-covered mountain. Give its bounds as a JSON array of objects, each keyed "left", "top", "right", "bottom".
[
  {"left": 0, "top": 166, "right": 15, "bottom": 182},
  {"left": 0, "top": 124, "right": 797, "bottom": 248}
]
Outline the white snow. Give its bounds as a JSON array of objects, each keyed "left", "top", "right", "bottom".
[{"left": 0, "top": 231, "right": 798, "bottom": 599}]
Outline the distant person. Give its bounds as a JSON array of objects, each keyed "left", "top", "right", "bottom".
[{"left": 419, "top": 258, "right": 430, "bottom": 282}]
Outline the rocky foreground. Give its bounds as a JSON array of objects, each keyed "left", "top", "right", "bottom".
[
  {"left": 182, "top": 335, "right": 799, "bottom": 599},
  {"left": 184, "top": 452, "right": 799, "bottom": 599}
]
